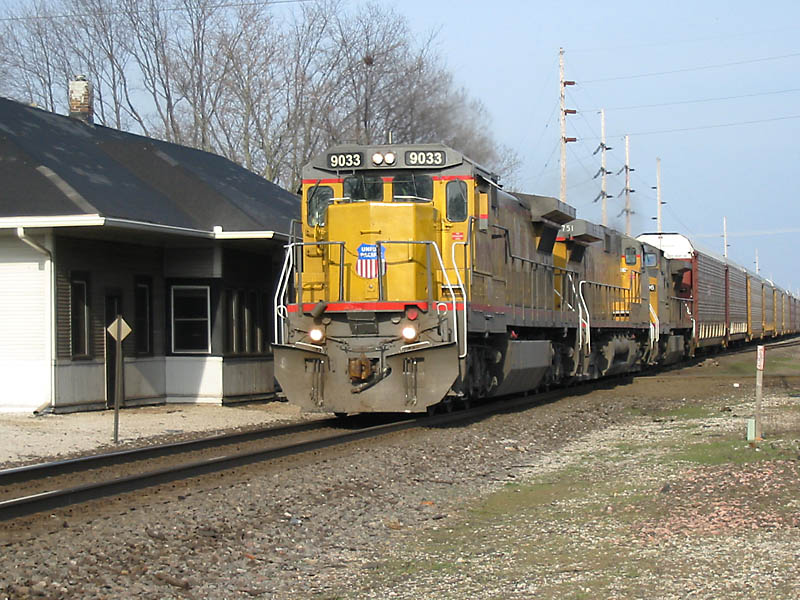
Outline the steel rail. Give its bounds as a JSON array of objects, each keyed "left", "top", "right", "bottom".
[
  {"left": 3, "top": 334, "right": 798, "bottom": 521},
  {"left": 0, "top": 417, "right": 338, "bottom": 486},
  {"left": 0, "top": 389, "right": 578, "bottom": 522},
  {"left": 0, "top": 416, "right": 427, "bottom": 521}
]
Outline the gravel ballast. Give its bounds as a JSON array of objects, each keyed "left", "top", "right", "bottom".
[{"left": 1, "top": 345, "right": 799, "bottom": 599}]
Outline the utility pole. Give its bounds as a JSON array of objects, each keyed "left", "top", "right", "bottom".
[
  {"left": 621, "top": 134, "right": 634, "bottom": 236},
  {"left": 559, "top": 47, "right": 576, "bottom": 204},
  {"left": 755, "top": 248, "right": 759, "bottom": 274},
  {"left": 723, "top": 216, "right": 728, "bottom": 258},
  {"left": 593, "top": 109, "right": 612, "bottom": 226},
  {"left": 656, "top": 157, "right": 662, "bottom": 233}
]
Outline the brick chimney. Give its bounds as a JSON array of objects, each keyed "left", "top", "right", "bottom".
[{"left": 68, "top": 75, "right": 93, "bottom": 124}]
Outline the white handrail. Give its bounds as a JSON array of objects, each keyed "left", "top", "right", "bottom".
[
  {"left": 450, "top": 239, "right": 470, "bottom": 359},
  {"left": 683, "top": 299, "right": 696, "bottom": 339},
  {"left": 577, "top": 280, "right": 592, "bottom": 353},
  {"left": 273, "top": 243, "right": 295, "bottom": 344},
  {"left": 649, "top": 303, "right": 660, "bottom": 348}
]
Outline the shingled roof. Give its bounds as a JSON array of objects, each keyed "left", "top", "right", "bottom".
[{"left": 0, "top": 96, "right": 297, "bottom": 236}]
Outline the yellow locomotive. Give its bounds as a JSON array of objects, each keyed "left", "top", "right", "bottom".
[{"left": 272, "top": 143, "right": 687, "bottom": 413}]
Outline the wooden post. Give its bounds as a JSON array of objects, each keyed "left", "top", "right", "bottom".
[
  {"left": 559, "top": 47, "right": 576, "bottom": 204},
  {"left": 559, "top": 47, "right": 567, "bottom": 204}
]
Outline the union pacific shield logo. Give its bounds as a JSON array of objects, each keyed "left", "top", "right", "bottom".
[{"left": 355, "top": 243, "right": 385, "bottom": 279}]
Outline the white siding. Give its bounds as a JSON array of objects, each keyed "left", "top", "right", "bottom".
[
  {"left": 0, "top": 236, "right": 52, "bottom": 412},
  {"left": 165, "top": 356, "right": 223, "bottom": 404}
]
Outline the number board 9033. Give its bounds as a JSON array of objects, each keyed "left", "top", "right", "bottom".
[
  {"left": 405, "top": 150, "right": 445, "bottom": 166},
  {"left": 327, "top": 152, "right": 363, "bottom": 169}
]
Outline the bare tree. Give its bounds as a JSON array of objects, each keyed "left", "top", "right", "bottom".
[
  {"left": 211, "top": 2, "right": 289, "bottom": 181},
  {"left": 120, "top": 0, "right": 184, "bottom": 141},
  {"left": 0, "top": 0, "right": 74, "bottom": 112},
  {"left": 0, "top": 0, "right": 521, "bottom": 187},
  {"left": 279, "top": 0, "right": 348, "bottom": 189},
  {"left": 67, "top": 0, "right": 137, "bottom": 129}
]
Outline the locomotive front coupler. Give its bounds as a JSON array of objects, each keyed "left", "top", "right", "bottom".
[{"left": 350, "top": 367, "right": 392, "bottom": 394}]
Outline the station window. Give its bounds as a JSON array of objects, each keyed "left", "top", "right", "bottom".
[
  {"left": 307, "top": 185, "right": 333, "bottom": 226},
  {"left": 343, "top": 175, "right": 383, "bottom": 202},
  {"left": 134, "top": 278, "right": 152, "bottom": 355},
  {"left": 392, "top": 173, "right": 433, "bottom": 202},
  {"left": 446, "top": 180, "right": 468, "bottom": 222},
  {"left": 171, "top": 285, "right": 211, "bottom": 353},
  {"left": 70, "top": 274, "right": 90, "bottom": 357},
  {"left": 624, "top": 247, "right": 638, "bottom": 266}
]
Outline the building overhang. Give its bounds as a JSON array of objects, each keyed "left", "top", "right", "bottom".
[{"left": 0, "top": 214, "right": 290, "bottom": 246}]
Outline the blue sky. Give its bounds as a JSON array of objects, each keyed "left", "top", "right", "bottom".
[
  {"left": 1, "top": 0, "right": 796, "bottom": 289},
  {"left": 396, "top": 0, "right": 799, "bottom": 290}
]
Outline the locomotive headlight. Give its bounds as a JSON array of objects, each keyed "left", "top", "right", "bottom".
[
  {"left": 383, "top": 151, "right": 396, "bottom": 165},
  {"left": 371, "top": 152, "right": 384, "bottom": 165},
  {"left": 308, "top": 327, "right": 325, "bottom": 342},
  {"left": 401, "top": 325, "right": 418, "bottom": 341}
]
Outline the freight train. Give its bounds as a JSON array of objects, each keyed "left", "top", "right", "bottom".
[{"left": 272, "top": 143, "right": 798, "bottom": 414}]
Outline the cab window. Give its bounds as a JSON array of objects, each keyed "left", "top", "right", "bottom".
[
  {"left": 643, "top": 252, "right": 657, "bottom": 268},
  {"left": 307, "top": 185, "right": 333, "bottom": 226},
  {"left": 624, "top": 247, "right": 637, "bottom": 266},
  {"left": 343, "top": 175, "right": 383, "bottom": 202},
  {"left": 446, "top": 180, "right": 468, "bottom": 222},
  {"left": 392, "top": 173, "right": 433, "bottom": 202}
]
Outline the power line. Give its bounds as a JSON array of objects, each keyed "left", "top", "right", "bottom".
[
  {"left": 0, "top": 0, "right": 310, "bottom": 22},
  {"left": 693, "top": 228, "right": 800, "bottom": 239},
  {"left": 578, "top": 87, "right": 800, "bottom": 112},
  {"left": 569, "top": 26, "right": 800, "bottom": 53},
  {"left": 582, "top": 52, "right": 800, "bottom": 84},
  {"left": 576, "top": 114, "right": 800, "bottom": 139}
]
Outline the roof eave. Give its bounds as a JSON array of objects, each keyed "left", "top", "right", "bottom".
[{"left": 0, "top": 215, "right": 290, "bottom": 241}]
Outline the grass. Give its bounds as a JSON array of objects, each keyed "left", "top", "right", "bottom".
[
  {"left": 718, "top": 353, "right": 800, "bottom": 378},
  {"left": 330, "top": 387, "right": 800, "bottom": 599},
  {"left": 655, "top": 404, "right": 717, "bottom": 420},
  {"left": 666, "top": 434, "right": 798, "bottom": 465}
]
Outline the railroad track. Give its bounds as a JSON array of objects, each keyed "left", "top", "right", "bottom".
[
  {"left": 3, "top": 334, "right": 796, "bottom": 523},
  {"left": 764, "top": 336, "right": 800, "bottom": 351},
  {"left": 0, "top": 416, "right": 380, "bottom": 520},
  {"left": 0, "top": 387, "right": 576, "bottom": 522}
]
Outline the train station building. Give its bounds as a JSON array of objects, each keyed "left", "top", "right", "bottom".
[{"left": 0, "top": 83, "right": 298, "bottom": 413}]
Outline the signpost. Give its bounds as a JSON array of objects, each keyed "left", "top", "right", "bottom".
[
  {"left": 106, "top": 316, "right": 132, "bottom": 443},
  {"left": 755, "top": 345, "right": 765, "bottom": 441}
]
